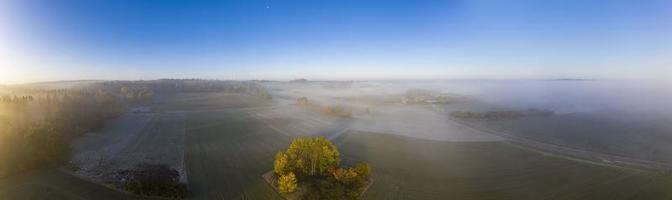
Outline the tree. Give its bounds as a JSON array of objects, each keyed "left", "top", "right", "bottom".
[
  {"left": 272, "top": 136, "right": 370, "bottom": 199},
  {"left": 284, "top": 136, "right": 340, "bottom": 176},
  {"left": 277, "top": 172, "right": 298, "bottom": 194},
  {"left": 274, "top": 152, "right": 290, "bottom": 175},
  {"left": 333, "top": 163, "right": 371, "bottom": 189},
  {"left": 354, "top": 163, "right": 370, "bottom": 180},
  {"left": 333, "top": 167, "right": 359, "bottom": 186},
  {"left": 297, "top": 97, "right": 310, "bottom": 106}
]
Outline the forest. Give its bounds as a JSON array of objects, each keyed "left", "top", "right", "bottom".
[
  {"left": 0, "top": 86, "right": 126, "bottom": 177},
  {"left": 0, "top": 80, "right": 271, "bottom": 179}
]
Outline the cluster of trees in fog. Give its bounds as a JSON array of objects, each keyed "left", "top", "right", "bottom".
[
  {"left": 0, "top": 87, "right": 126, "bottom": 177},
  {"left": 103, "top": 79, "right": 272, "bottom": 100},
  {"left": 451, "top": 109, "right": 555, "bottom": 119},
  {"left": 273, "top": 137, "right": 370, "bottom": 200},
  {"left": 297, "top": 97, "right": 352, "bottom": 118},
  {"left": 401, "top": 89, "right": 470, "bottom": 105},
  {"left": 0, "top": 80, "right": 273, "bottom": 180}
]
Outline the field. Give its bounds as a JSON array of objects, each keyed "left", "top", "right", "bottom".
[
  {"left": 337, "top": 132, "right": 672, "bottom": 200},
  {"left": 468, "top": 112, "right": 672, "bottom": 163},
  {"left": 0, "top": 169, "right": 139, "bottom": 200},
  {"left": 183, "top": 109, "right": 287, "bottom": 199},
  {"left": 178, "top": 92, "right": 672, "bottom": 199},
  {"left": 3, "top": 90, "right": 672, "bottom": 199},
  {"left": 69, "top": 112, "right": 187, "bottom": 187}
]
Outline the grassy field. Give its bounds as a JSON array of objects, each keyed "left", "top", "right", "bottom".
[
  {"left": 471, "top": 112, "right": 672, "bottom": 163},
  {"left": 336, "top": 131, "right": 672, "bottom": 200},
  {"left": 180, "top": 97, "right": 672, "bottom": 200},
  {"left": 4, "top": 91, "right": 672, "bottom": 199},
  {"left": 155, "top": 92, "right": 271, "bottom": 112},
  {"left": 0, "top": 169, "right": 140, "bottom": 200},
  {"left": 183, "top": 109, "right": 288, "bottom": 199}
]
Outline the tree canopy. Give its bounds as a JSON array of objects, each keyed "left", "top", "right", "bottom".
[
  {"left": 275, "top": 136, "right": 340, "bottom": 177},
  {"left": 272, "top": 136, "right": 371, "bottom": 199}
]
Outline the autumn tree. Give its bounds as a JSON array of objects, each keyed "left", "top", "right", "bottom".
[
  {"left": 297, "top": 97, "right": 310, "bottom": 106},
  {"left": 282, "top": 136, "right": 340, "bottom": 176},
  {"left": 272, "top": 136, "right": 371, "bottom": 199},
  {"left": 277, "top": 172, "right": 298, "bottom": 194},
  {"left": 274, "top": 152, "right": 290, "bottom": 175}
]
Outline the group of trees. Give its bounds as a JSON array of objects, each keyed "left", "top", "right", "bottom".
[
  {"left": 273, "top": 137, "right": 371, "bottom": 200},
  {"left": 0, "top": 85, "right": 127, "bottom": 177},
  {"left": 274, "top": 136, "right": 340, "bottom": 177},
  {"left": 120, "top": 164, "right": 187, "bottom": 198},
  {"left": 104, "top": 79, "right": 272, "bottom": 100},
  {"left": 401, "top": 89, "right": 469, "bottom": 105},
  {"left": 120, "top": 86, "right": 154, "bottom": 105},
  {"left": 451, "top": 109, "right": 555, "bottom": 119},
  {"left": 1, "top": 79, "right": 275, "bottom": 178},
  {"left": 297, "top": 97, "right": 352, "bottom": 118}
]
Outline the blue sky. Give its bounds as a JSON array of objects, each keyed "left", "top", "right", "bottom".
[{"left": 1, "top": 0, "right": 670, "bottom": 83}]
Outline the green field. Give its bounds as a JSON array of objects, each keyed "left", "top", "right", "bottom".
[
  {"left": 181, "top": 103, "right": 672, "bottom": 199},
  {"left": 337, "top": 132, "right": 672, "bottom": 200},
  {"left": 183, "top": 109, "right": 288, "bottom": 199},
  {"left": 3, "top": 92, "right": 672, "bottom": 199},
  {"left": 471, "top": 112, "right": 672, "bottom": 163},
  {"left": 0, "top": 169, "right": 139, "bottom": 200}
]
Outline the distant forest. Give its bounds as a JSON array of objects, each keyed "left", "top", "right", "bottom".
[{"left": 0, "top": 80, "right": 271, "bottom": 178}]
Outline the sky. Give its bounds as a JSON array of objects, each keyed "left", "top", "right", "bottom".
[{"left": 0, "top": 0, "right": 671, "bottom": 84}]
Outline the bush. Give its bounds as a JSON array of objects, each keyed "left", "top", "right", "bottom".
[
  {"left": 277, "top": 172, "right": 298, "bottom": 194},
  {"left": 124, "top": 164, "right": 187, "bottom": 198},
  {"left": 274, "top": 152, "right": 290, "bottom": 175}
]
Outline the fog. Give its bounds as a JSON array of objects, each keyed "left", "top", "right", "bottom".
[{"left": 258, "top": 79, "right": 672, "bottom": 143}]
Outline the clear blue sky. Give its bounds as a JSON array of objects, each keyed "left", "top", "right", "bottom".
[{"left": 1, "top": 0, "right": 670, "bottom": 83}]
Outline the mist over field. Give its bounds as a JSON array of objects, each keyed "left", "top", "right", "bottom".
[
  {"left": 259, "top": 79, "right": 672, "bottom": 164},
  {"left": 2, "top": 79, "right": 672, "bottom": 199},
  {"left": 2, "top": 0, "right": 672, "bottom": 199}
]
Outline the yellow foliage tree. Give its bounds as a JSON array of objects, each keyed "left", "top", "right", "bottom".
[
  {"left": 277, "top": 172, "right": 297, "bottom": 194},
  {"left": 274, "top": 152, "right": 290, "bottom": 175},
  {"left": 285, "top": 136, "right": 340, "bottom": 176}
]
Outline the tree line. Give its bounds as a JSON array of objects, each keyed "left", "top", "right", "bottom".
[
  {"left": 451, "top": 109, "right": 555, "bottom": 119},
  {"left": 0, "top": 79, "right": 274, "bottom": 179},
  {"left": 0, "top": 84, "right": 129, "bottom": 177}
]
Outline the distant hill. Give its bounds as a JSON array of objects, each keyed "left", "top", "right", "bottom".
[
  {"left": 547, "top": 78, "right": 596, "bottom": 82},
  {"left": 289, "top": 79, "right": 308, "bottom": 83},
  {"left": 20, "top": 80, "right": 104, "bottom": 89}
]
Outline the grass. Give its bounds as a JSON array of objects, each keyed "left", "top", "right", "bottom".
[
  {"left": 335, "top": 131, "right": 672, "bottom": 200},
  {"left": 0, "top": 169, "right": 140, "bottom": 200},
  {"left": 183, "top": 109, "right": 288, "bottom": 199},
  {"left": 4, "top": 92, "right": 672, "bottom": 199},
  {"left": 471, "top": 112, "right": 672, "bottom": 163}
]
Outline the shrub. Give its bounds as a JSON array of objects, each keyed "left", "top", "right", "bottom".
[
  {"left": 274, "top": 152, "right": 290, "bottom": 175},
  {"left": 277, "top": 172, "right": 298, "bottom": 194},
  {"left": 124, "top": 164, "right": 187, "bottom": 198}
]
